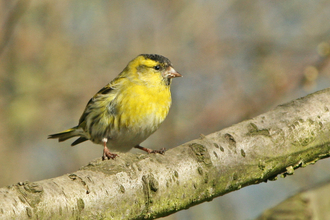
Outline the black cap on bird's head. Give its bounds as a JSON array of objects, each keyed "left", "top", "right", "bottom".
[{"left": 140, "top": 54, "right": 172, "bottom": 66}]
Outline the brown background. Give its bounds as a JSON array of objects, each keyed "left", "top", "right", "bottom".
[{"left": 1, "top": 1, "right": 330, "bottom": 219}]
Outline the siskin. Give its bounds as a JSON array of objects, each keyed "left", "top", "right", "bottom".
[{"left": 48, "top": 54, "right": 182, "bottom": 160}]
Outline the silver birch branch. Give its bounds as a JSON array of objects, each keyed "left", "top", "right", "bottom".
[{"left": 1, "top": 88, "right": 330, "bottom": 219}]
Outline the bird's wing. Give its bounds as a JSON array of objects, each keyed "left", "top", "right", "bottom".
[{"left": 77, "top": 77, "right": 126, "bottom": 127}]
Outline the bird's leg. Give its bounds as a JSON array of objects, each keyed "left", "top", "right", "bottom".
[
  {"left": 102, "top": 138, "right": 118, "bottom": 160},
  {"left": 134, "top": 145, "right": 166, "bottom": 155}
]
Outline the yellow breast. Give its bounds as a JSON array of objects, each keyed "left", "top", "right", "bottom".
[{"left": 113, "top": 81, "right": 172, "bottom": 131}]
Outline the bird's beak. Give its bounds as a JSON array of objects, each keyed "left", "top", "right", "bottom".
[{"left": 165, "top": 66, "right": 182, "bottom": 78}]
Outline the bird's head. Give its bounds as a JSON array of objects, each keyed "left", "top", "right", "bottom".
[{"left": 126, "top": 54, "right": 182, "bottom": 86}]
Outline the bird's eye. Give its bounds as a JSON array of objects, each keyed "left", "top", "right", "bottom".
[{"left": 153, "top": 65, "right": 160, "bottom": 70}]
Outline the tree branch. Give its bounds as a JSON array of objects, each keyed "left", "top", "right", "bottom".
[
  {"left": 256, "top": 180, "right": 330, "bottom": 219},
  {"left": 1, "top": 88, "right": 330, "bottom": 219}
]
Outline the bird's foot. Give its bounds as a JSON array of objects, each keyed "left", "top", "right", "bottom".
[
  {"left": 102, "top": 138, "right": 118, "bottom": 160},
  {"left": 134, "top": 145, "right": 166, "bottom": 155},
  {"left": 102, "top": 146, "right": 118, "bottom": 160}
]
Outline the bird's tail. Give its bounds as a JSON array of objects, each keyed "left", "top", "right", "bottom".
[{"left": 48, "top": 126, "right": 88, "bottom": 146}]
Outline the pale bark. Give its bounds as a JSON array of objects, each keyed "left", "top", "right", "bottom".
[{"left": 1, "top": 88, "right": 330, "bottom": 220}]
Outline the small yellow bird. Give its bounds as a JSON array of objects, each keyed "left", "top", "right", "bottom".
[{"left": 48, "top": 54, "right": 181, "bottom": 160}]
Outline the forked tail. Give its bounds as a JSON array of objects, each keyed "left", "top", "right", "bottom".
[
  {"left": 48, "top": 127, "right": 78, "bottom": 141},
  {"left": 48, "top": 126, "right": 88, "bottom": 146}
]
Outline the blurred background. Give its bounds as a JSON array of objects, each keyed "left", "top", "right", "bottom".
[{"left": 1, "top": 0, "right": 330, "bottom": 219}]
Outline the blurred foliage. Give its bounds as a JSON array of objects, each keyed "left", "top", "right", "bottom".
[{"left": 1, "top": 0, "right": 330, "bottom": 219}]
